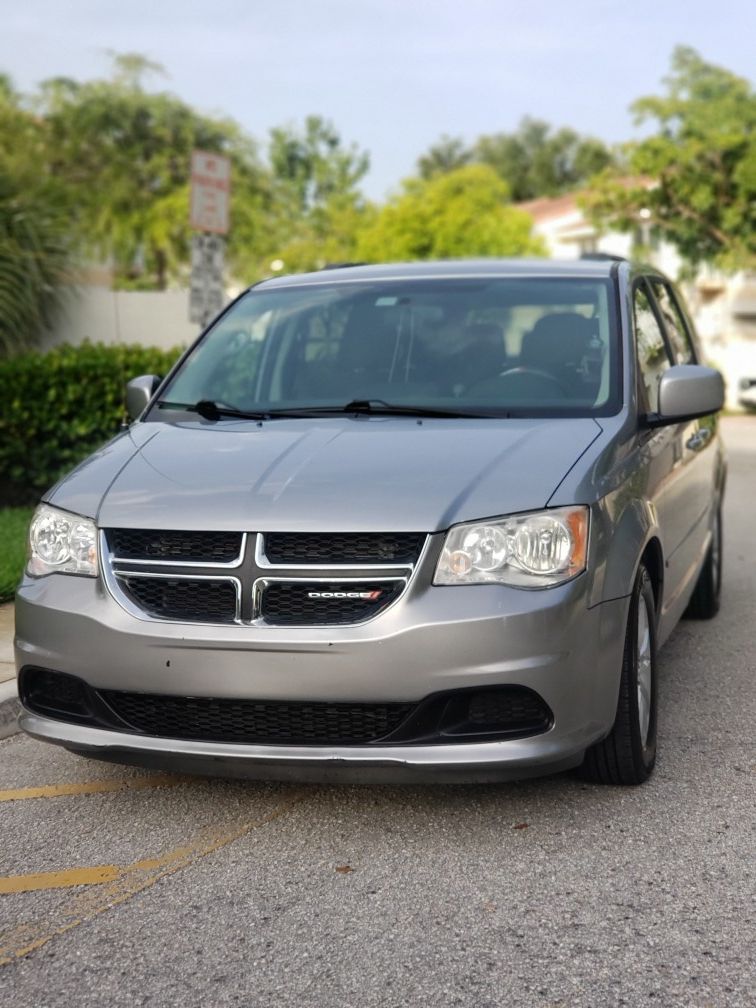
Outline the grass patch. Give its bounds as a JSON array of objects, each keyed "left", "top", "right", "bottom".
[{"left": 0, "top": 507, "right": 33, "bottom": 602}]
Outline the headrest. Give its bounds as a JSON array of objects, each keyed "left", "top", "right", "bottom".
[{"left": 521, "top": 313, "right": 595, "bottom": 368}]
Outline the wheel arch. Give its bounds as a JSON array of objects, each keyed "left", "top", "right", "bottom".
[
  {"left": 640, "top": 537, "right": 664, "bottom": 618},
  {"left": 592, "top": 495, "right": 664, "bottom": 608}
]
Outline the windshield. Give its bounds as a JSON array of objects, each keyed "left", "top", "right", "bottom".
[{"left": 158, "top": 276, "right": 620, "bottom": 418}]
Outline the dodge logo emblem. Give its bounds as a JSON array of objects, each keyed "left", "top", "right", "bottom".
[{"left": 307, "top": 590, "right": 383, "bottom": 600}]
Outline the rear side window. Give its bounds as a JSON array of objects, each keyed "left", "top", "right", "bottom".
[
  {"left": 649, "top": 279, "right": 696, "bottom": 364},
  {"left": 634, "top": 283, "right": 672, "bottom": 412}
]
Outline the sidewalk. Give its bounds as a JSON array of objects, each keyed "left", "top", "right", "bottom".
[
  {"left": 0, "top": 602, "right": 15, "bottom": 685},
  {"left": 0, "top": 602, "right": 19, "bottom": 739}
]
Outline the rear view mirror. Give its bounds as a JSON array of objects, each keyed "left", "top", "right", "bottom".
[
  {"left": 646, "top": 365, "right": 724, "bottom": 427},
  {"left": 126, "top": 375, "right": 162, "bottom": 420}
]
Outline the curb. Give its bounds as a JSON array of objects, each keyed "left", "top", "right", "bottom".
[{"left": 0, "top": 679, "right": 20, "bottom": 741}]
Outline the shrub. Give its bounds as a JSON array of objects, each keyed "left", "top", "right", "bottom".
[{"left": 0, "top": 342, "right": 182, "bottom": 506}]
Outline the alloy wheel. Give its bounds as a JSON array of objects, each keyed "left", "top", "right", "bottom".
[{"left": 636, "top": 595, "right": 653, "bottom": 746}]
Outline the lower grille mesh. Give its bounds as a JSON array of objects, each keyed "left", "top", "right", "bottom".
[
  {"left": 465, "top": 690, "right": 551, "bottom": 732},
  {"left": 20, "top": 668, "right": 553, "bottom": 746},
  {"left": 101, "top": 691, "right": 415, "bottom": 745},
  {"left": 118, "top": 576, "right": 237, "bottom": 623}
]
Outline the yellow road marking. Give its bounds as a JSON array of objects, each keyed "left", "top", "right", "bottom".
[
  {"left": 0, "top": 867, "right": 123, "bottom": 895},
  {"left": 0, "top": 774, "right": 184, "bottom": 803},
  {"left": 0, "top": 790, "right": 304, "bottom": 966}
]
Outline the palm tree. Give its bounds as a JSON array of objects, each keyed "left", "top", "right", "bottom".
[
  {"left": 0, "top": 79, "right": 73, "bottom": 355},
  {"left": 0, "top": 178, "right": 72, "bottom": 355}
]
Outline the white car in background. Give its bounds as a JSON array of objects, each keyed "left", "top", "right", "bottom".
[{"left": 738, "top": 377, "right": 756, "bottom": 411}]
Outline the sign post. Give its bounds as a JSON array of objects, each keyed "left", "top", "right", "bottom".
[
  {"left": 189, "top": 150, "right": 231, "bottom": 326},
  {"left": 189, "top": 234, "right": 226, "bottom": 325}
]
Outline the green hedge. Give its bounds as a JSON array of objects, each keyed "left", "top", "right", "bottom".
[{"left": 0, "top": 342, "right": 182, "bottom": 506}]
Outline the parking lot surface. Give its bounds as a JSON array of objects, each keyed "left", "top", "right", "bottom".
[{"left": 1, "top": 418, "right": 754, "bottom": 1007}]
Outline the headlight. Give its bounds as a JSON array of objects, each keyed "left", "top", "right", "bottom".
[
  {"left": 27, "top": 504, "right": 98, "bottom": 577},
  {"left": 434, "top": 506, "right": 589, "bottom": 588}
]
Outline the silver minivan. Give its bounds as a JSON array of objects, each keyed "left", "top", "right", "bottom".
[{"left": 16, "top": 258, "right": 725, "bottom": 785}]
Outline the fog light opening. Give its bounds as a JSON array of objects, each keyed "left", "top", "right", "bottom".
[{"left": 19, "top": 667, "right": 95, "bottom": 723}]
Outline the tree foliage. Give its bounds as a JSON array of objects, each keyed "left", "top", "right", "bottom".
[
  {"left": 474, "top": 118, "right": 614, "bottom": 201},
  {"left": 416, "top": 119, "right": 614, "bottom": 200},
  {"left": 0, "top": 84, "right": 74, "bottom": 354},
  {"left": 417, "top": 135, "right": 472, "bottom": 179},
  {"left": 37, "top": 54, "right": 265, "bottom": 290},
  {"left": 3, "top": 45, "right": 753, "bottom": 360},
  {"left": 269, "top": 115, "right": 369, "bottom": 215},
  {"left": 357, "top": 164, "right": 545, "bottom": 262},
  {"left": 0, "top": 60, "right": 374, "bottom": 350},
  {"left": 582, "top": 47, "right": 756, "bottom": 269},
  {"left": 244, "top": 116, "right": 374, "bottom": 276}
]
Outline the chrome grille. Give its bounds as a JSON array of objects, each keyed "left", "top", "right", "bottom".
[{"left": 104, "top": 529, "right": 423, "bottom": 627}]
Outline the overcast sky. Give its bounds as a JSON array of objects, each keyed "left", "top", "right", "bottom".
[{"left": 2, "top": 1, "right": 754, "bottom": 199}]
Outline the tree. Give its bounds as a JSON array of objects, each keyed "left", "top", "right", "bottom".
[
  {"left": 417, "top": 135, "right": 472, "bottom": 179},
  {"left": 474, "top": 118, "right": 615, "bottom": 201},
  {"left": 268, "top": 115, "right": 369, "bottom": 216},
  {"left": 0, "top": 80, "right": 73, "bottom": 354},
  {"left": 251, "top": 116, "right": 373, "bottom": 275},
  {"left": 356, "top": 164, "right": 545, "bottom": 262},
  {"left": 582, "top": 47, "right": 756, "bottom": 269},
  {"left": 256, "top": 197, "right": 376, "bottom": 276},
  {"left": 37, "top": 54, "right": 267, "bottom": 289}
]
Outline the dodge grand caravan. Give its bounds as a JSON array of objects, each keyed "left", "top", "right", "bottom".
[{"left": 16, "top": 258, "right": 725, "bottom": 785}]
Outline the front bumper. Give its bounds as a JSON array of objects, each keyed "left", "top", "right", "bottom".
[
  {"left": 20, "top": 712, "right": 588, "bottom": 783},
  {"left": 15, "top": 571, "right": 629, "bottom": 782}
]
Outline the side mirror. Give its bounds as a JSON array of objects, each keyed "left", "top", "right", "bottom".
[
  {"left": 126, "top": 374, "right": 162, "bottom": 421},
  {"left": 646, "top": 365, "right": 724, "bottom": 427}
]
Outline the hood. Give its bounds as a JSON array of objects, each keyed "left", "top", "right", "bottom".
[{"left": 49, "top": 416, "right": 602, "bottom": 532}]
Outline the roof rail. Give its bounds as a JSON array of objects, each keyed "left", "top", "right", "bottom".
[
  {"left": 320, "top": 261, "right": 368, "bottom": 270},
  {"left": 579, "top": 252, "right": 628, "bottom": 263}
]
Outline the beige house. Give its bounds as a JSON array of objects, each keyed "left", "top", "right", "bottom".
[{"left": 519, "top": 192, "right": 756, "bottom": 410}]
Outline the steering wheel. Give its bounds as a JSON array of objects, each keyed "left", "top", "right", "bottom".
[{"left": 496, "top": 367, "right": 569, "bottom": 396}]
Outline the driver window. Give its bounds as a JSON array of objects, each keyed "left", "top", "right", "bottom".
[{"left": 634, "top": 283, "right": 673, "bottom": 412}]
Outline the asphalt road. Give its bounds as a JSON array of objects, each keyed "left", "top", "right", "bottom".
[{"left": 1, "top": 418, "right": 754, "bottom": 1007}]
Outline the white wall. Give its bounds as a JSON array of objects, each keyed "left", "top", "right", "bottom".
[{"left": 42, "top": 286, "right": 206, "bottom": 352}]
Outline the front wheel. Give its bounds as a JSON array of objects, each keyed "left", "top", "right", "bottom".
[{"left": 580, "top": 564, "right": 658, "bottom": 785}]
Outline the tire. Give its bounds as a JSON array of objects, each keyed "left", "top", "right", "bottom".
[
  {"left": 684, "top": 508, "right": 722, "bottom": 620},
  {"left": 580, "top": 564, "right": 658, "bottom": 785}
]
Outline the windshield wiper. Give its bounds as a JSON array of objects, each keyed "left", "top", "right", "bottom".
[
  {"left": 336, "top": 399, "right": 488, "bottom": 418},
  {"left": 157, "top": 400, "right": 271, "bottom": 421},
  {"left": 157, "top": 398, "right": 490, "bottom": 422}
]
